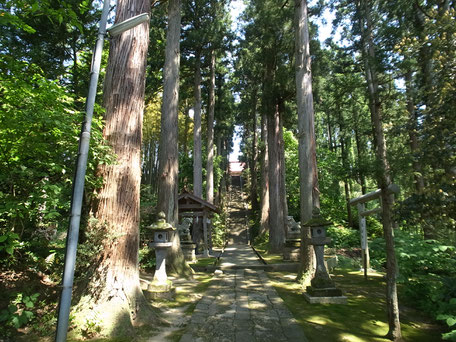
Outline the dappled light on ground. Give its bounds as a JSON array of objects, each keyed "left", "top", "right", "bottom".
[{"left": 268, "top": 269, "right": 444, "bottom": 342}]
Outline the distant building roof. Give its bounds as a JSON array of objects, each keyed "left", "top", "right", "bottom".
[{"left": 229, "top": 161, "right": 245, "bottom": 176}]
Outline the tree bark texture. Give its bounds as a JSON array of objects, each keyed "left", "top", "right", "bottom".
[
  {"left": 193, "top": 49, "right": 203, "bottom": 199},
  {"left": 206, "top": 49, "right": 216, "bottom": 204},
  {"left": 83, "top": 0, "right": 153, "bottom": 336},
  {"left": 339, "top": 105, "right": 353, "bottom": 226},
  {"left": 267, "top": 103, "right": 286, "bottom": 252},
  {"left": 157, "top": 0, "right": 190, "bottom": 276},
  {"left": 358, "top": 0, "right": 401, "bottom": 339},
  {"left": 250, "top": 89, "right": 259, "bottom": 211},
  {"left": 278, "top": 100, "right": 289, "bottom": 236},
  {"left": 259, "top": 112, "right": 270, "bottom": 236},
  {"left": 295, "top": 0, "right": 318, "bottom": 280}
]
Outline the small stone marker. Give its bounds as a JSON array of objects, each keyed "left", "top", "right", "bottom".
[
  {"left": 304, "top": 208, "right": 347, "bottom": 304},
  {"left": 144, "top": 212, "right": 176, "bottom": 299}
]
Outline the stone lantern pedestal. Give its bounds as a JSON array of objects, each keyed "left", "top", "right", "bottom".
[
  {"left": 178, "top": 217, "right": 196, "bottom": 262},
  {"left": 303, "top": 209, "right": 347, "bottom": 304},
  {"left": 283, "top": 216, "right": 301, "bottom": 261},
  {"left": 144, "top": 212, "right": 176, "bottom": 300}
]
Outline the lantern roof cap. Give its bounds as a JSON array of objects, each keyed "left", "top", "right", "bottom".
[
  {"left": 147, "top": 212, "right": 175, "bottom": 231},
  {"left": 303, "top": 207, "right": 332, "bottom": 227}
]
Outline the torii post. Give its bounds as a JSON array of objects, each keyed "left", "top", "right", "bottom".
[{"left": 349, "top": 184, "right": 400, "bottom": 280}]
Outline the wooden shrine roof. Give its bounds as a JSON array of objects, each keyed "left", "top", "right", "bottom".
[{"left": 178, "top": 192, "right": 219, "bottom": 214}]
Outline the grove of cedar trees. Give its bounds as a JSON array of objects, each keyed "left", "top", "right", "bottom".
[{"left": 0, "top": 0, "right": 455, "bottom": 340}]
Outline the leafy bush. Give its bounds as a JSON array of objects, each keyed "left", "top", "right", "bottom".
[
  {"left": 139, "top": 245, "right": 156, "bottom": 271},
  {"left": 211, "top": 213, "right": 226, "bottom": 248},
  {"left": 370, "top": 230, "right": 456, "bottom": 339},
  {"left": 0, "top": 292, "right": 39, "bottom": 336},
  {"left": 327, "top": 226, "right": 360, "bottom": 249}
]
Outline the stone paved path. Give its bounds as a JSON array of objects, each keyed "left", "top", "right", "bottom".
[
  {"left": 179, "top": 266, "right": 307, "bottom": 342},
  {"left": 179, "top": 184, "right": 307, "bottom": 341}
]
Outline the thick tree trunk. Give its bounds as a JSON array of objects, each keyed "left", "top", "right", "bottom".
[
  {"left": 339, "top": 106, "right": 353, "bottom": 226},
  {"left": 193, "top": 49, "right": 203, "bottom": 199},
  {"left": 156, "top": 0, "right": 190, "bottom": 276},
  {"left": 358, "top": 0, "right": 401, "bottom": 339},
  {"left": 259, "top": 112, "right": 270, "bottom": 235},
  {"left": 250, "top": 90, "right": 259, "bottom": 211},
  {"left": 206, "top": 49, "right": 216, "bottom": 204},
  {"left": 295, "top": 0, "right": 318, "bottom": 281},
  {"left": 278, "top": 101, "right": 289, "bottom": 235},
  {"left": 405, "top": 70, "right": 424, "bottom": 194},
  {"left": 341, "top": 139, "right": 353, "bottom": 227},
  {"left": 78, "top": 0, "right": 156, "bottom": 337},
  {"left": 267, "top": 103, "right": 285, "bottom": 252},
  {"left": 215, "top": 135, "right": 223, "bottom": 206},
  {"left": 183, "top": 107, "right": 191, "bottom": 158},
  {"left": 354, "top": 121, "right": 367, "bottom": 195}
]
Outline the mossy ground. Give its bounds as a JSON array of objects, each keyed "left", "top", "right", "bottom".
[
  {"left": 268, "top": 269, "right": 444, "bottom": 342},
  {"left": 192, "top": 257, "right": 218, "bottom": 267},
  {"left": 254, "top": 245, "right": 295, "bottom": 264}
]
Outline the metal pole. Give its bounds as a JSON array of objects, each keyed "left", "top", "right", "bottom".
[{"left": 55, "top": 1, "right": 110, "bottom": 340}]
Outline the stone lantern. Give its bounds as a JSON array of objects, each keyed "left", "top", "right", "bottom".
[
  {"left": 304, "top": 208, "right": 346, "bottom": 304},
  {"left": 145, "top": 212, "right": 175, "bottom": 299}
]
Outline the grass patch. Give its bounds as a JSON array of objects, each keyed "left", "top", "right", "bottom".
[
  {"left": 254, "top": 246, "right": 294, "bottom": 264},
  {"left": 193, "top": 257, "right": 218, "bottom": 267},
  {"left": 152, "top": 272, "right": 213, "bottom": 309},
  {"left": 268, "top": 269, "right": 444, "bottom": 342}
]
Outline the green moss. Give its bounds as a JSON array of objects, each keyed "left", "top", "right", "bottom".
[
  {"left": 268, "top": 269, "right": 444, "bottom": 342},
  {"left": 166, "top": 327, "right": 187, "bottom": 342},
  {"left": 193, "top": 257, "right": 217, "bottom": 267},
  {"left": 254, "top": 247, "right": 294, "bottom": 264}
]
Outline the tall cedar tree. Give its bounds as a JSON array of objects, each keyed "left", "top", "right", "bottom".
[
  {"left": 157, "top": 0, "right": 191, "bottom": 275},
  {"left": 79, "top": 0, "right": 157, "bottom": 336},
  {"left": 295, "top": 0, "right": 319, "bottom": 280},
  {"left": 356, "top": 0, "right": 401, "bottom": 339}
]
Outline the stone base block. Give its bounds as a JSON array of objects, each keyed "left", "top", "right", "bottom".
[
  {"left": 283, "top": 247, "right": 300, "bottom": 261},
  {"left": 306, "top": 286, "right": 343, "bottom": 297},
  {"left": 303, "top": 292, "right": 347, "bottom": 304},
  {"left": 144, "top": 281, "right": 175, "bottom": 300},
  {"left": 181, "top": 243, "right": 196, "bottom": 262}
]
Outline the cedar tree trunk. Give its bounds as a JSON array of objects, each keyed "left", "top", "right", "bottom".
[
  {"left": 358, "top": 0, "right": 401, "bottom": 339},
  {"left": 78, "top": 0, "right": 156, "bottom": 337},
  {"left": 295, "top": 0, "right": 319, "bottom": 281}
]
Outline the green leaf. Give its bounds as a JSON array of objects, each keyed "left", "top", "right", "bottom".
[
  {"left": 8, "top": 305, "right": 17, "bottom": 314},
  {"left": 442, "top": 329, "right": 456, "bottom": 341},
  {"left": 22, "top": 310, "right": 34, "bottom": 320},
  {"left": 5, "top": 246, "right": 14, "bottom": 255},
  {"left": 450, "top": 298, "right": 456, "bottom": 305},
  {"left": 11, "top": 315, "right": 20, "bottom": 328},
  {"left": 447, "top": 317, "right": 456, "bottom": 327},
  {"left": 0, "top": 235, "right": 7, "bottom": 243}
]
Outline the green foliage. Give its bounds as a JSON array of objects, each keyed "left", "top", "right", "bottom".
[
  {"left": 370, "top": 230, "right": 456, "bottom": 337},
  {"left": 327, "top": 226, "right": 360, "bottom": 249},
  {"left": 437, "top": 297, "right": 456, "bottom": 341},
  {"left": 211, "top": 213, "right": 226, "bottom": 248},
  {"left": 252, "top": 231, "right": 269, "bottom": 251},
  {"left": 0, "top": 232, "right": 21, "bottom": 260},
  {"left": 0, "top": 54, "right": 112, "bottom": 277},
  {"left": 0, "top": 292, "right": 39, "bottom": 336},
  {"left": 283, "top": 130, "right": 300, "bottom": 218},
  {"left": 139, "top": 245, "right": 156, "bottom": 271}
]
